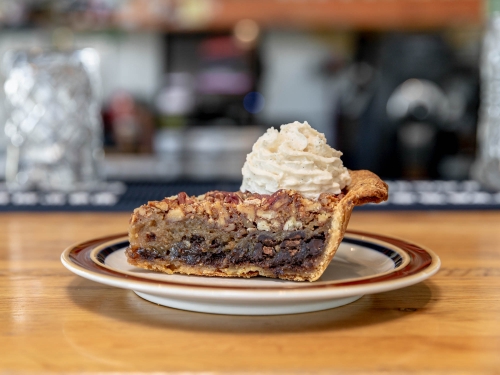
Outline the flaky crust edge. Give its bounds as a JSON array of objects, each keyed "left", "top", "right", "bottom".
[{"left": 305, "top": 169, "right": 388, "bottom": 281}]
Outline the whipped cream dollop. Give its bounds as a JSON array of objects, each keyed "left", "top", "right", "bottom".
[{"left": 240, "top": 121, "right": 351, "bottom": 199}]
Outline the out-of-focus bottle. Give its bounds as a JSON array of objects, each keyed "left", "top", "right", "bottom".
[{"left": 474, "top": 9, "right": 500, "bottom": 190}]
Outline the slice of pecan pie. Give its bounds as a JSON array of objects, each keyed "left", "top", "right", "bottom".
[{"left": 126, "top": 170, "right": 388, "bottom": 281}]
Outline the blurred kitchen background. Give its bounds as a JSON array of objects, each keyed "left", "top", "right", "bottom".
[{"left": 3, "top": 0, "right": 499, "bottom": 210}]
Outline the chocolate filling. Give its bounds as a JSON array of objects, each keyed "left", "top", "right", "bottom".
[{"left": 127, "top": 230, "right": 326, "bottom": 277}]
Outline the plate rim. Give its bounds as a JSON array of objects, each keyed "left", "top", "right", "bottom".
[{"left": 61, "top": 230, "right": 441, "bottom": 300}]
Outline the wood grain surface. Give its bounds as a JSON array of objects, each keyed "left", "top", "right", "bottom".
[{"left": 1, "top": 211, "right": 499, "bottom": 374}]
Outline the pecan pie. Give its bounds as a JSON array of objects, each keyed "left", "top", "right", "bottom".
[{"left": 126, "top": 170, "right": 388, "bottom": 282}]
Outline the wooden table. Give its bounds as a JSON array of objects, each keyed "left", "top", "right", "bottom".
[{"left": 1, "top": 211, "right": 499, "bottom": 374}]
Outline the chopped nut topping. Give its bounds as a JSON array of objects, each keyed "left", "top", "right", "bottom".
[
  {"left": 257, "top": 220, "right": 271, "bottom": 231},
  {"left": 244, "top": 198, "right": 261, "bottom": 205},
  {"left": 132, "top": 189, "right": 340, "bottom": 232},
  {"left": 166, "top": 208, "right": 185, "bottom": 222},
  {"left": 256, "top": 209, "right": 276, "bottom": 220}
]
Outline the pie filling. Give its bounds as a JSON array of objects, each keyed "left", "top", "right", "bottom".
[{"left": 126, "top": 228, "right": 328, "bottom": 276}]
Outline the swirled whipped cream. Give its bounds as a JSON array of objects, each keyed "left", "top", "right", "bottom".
[{"left": 240, "top": 121, "right": 351, "bottom": 199}]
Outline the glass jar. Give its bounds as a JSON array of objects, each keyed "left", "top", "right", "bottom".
[{"left": 2, "top": 48, "right": 103, "bottom": 191}]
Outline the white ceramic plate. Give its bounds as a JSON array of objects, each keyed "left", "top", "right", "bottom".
[{"left": 61, "top": 231, "right": 440, "bottom": 315}]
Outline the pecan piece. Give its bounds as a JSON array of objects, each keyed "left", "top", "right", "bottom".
[
  {"left": 177, "top": 192, "right": 187, "bottom": 204},
  {"left": 258, "top": 233, "right": 277, "bottom": 246},
  {"left": 283, "top": 239, "right": 301, "bottom": 248},
  {"left": 263, "top": 246, "right": 274, "bottom": 255},
  {"left": 269, "top": 191, "right": 291, "bottom": 210},
  {"left": 224, "top": 192, "right": 242, "bottom": 204}
]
